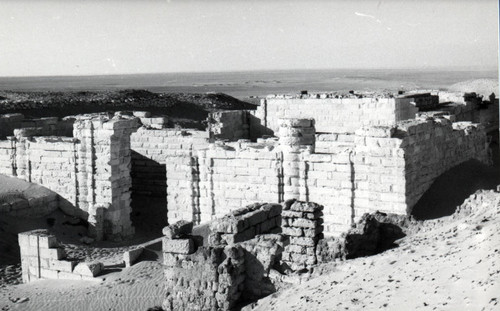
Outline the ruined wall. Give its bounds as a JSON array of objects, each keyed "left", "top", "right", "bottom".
[
  {"left": 352, "top": 118, "right": 489, "bottom": 218},
  {"left": 20, "top": 137, "right": 78, "bottom": 211},
  {"left": 255, "top": 96, "right": 418, "bottom": 134},
  {"left": 198, "top": 144, "right": 282, "bottom": 222},
  {"left": 281, "top": 201, "right": 323, "bottom": 271},
  {"left": 162, "top": 223, "right": 245, "bottom": 311},
  {"left": 208, "top": 203, "right": 282, "bottom": 245},
  {"left": 18, "top": 229, "right": 103, "bottom": 283},
  {"left": 0, "top": 116, "right": 140, "bottom": 240},
  {"left": 130, "top": 128, "right": 209, "bottom": 224},
  {"left": 208, "top": 110, "right": 249, "bottom": 141},
  {"left": 302, "top": 151, "right": 354, "bottom": 234}
]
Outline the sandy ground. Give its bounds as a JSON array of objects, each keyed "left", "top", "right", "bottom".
[
  {"left": 0, "top": 261, "right": 165, "bottom": 311},
  {"left": 246, "top": 191, "right": 500, "bottom": 311}
]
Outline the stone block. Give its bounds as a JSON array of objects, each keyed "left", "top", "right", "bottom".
[
  {"left": 290, "top": 201, "right": 323, "bottom": 212},
  {"left": 282, "top": 210, "right": 303, "bottom": 218},
  {"left": 282, "top": 226, "right": 303, "bottom": 237},
  {"left": 40, "top": 268, "right": 59, "bottom": 279},
  {"left": 39, "top": 248, "right": 65, "bottom": 260},
  {"left": 73, "top": 262, "right": 103, "bottom": 277},
  {"left": 49, "top": 259, "right": 76, "bottom": 272},
  {"left": 290, "top": 237, "right": 317, "bottom": 247},
  {"left": 163, "top": 220, "right": 194, "bottom": 239},
  {"left": 58, "top": 271, "right": 82, "bottom": 280},
  {"left": 163, "top": 238, "right": 195, "bottom": 254},
  {"left": 123, "top": 247, "right": 144, "bottom": 267},
  {"left": 291, "top": 218, "right": 318, "bottom": 229}
]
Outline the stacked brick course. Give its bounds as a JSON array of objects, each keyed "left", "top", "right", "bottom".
[
  {"left": 281, "top": 200, "right": 323, "bottom": 271},
  {"left": 162, "top": 221, "right": 245, "bottom": 311},
  {"left": 208, "top": 203, "right": 282, "bottom": 246},
  {"left": 18, "top": 229, "right": 102, "bottom": 283}
]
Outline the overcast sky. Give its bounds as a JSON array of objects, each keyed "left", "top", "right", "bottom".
[{"left": 0, "top": 0, "right": 498, "bottom": 77}]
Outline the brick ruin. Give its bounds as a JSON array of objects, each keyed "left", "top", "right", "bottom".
[
  {"left": 0, "top": 91, "right": 494, "bottom": 239},
  {"left": 3, "top": 89, "right": 496, "bottom": 309}
]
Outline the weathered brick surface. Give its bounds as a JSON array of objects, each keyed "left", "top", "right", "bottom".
[
  {"left": 281, "top": 200, "right": 323, "bottom": 271},
  {"left": 18, "top": 230, "right": 101, "bottom": 283}
]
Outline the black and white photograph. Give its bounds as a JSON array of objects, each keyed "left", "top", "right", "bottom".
[{"left": 0, "top": 0, "right": 498, "bottom": 310}]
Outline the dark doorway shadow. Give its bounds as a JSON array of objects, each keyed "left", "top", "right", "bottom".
[
  {"left": 411, "top": 159, "right": 500, "bottom": 220},
  {"left": 130, "top": 151, "right": 168, "bottom": 237}
]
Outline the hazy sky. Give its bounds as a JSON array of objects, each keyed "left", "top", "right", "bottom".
[{"left": 0, "top": 0, "right": 498, "bottom": 77}]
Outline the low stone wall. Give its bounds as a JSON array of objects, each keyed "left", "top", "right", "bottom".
[
  {"left": 281, "top": 200, "right": 323, "bottom": 271},
  {"left": 19, "top": 229, "right": 103, "bottom": 283},
  {"left": 255, "top": 96, "right": 418, "bottom": 135},
  {"left": 208, "top": 203, "right": 282, "bottom": 246},
  {"left": 162, "top": 222, "right": 245, "bottom": 311}
]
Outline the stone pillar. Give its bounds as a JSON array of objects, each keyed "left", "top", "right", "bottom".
[
  {"left": 278, "top": 118, "right": 315, "bottom": 201},
  {"left": 74, "top": 116, "right": 139, "bottom": 241},
  {"left": 281, "top": 200, "right": 323, "bottom": 271}
]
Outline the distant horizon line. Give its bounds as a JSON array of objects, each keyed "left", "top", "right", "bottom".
[{"left": 0, "top": 66, "right": 498, "bottom": 79}]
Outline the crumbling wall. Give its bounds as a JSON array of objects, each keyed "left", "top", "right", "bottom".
[
  {"left": 1, "top": 116, "right": 140, "bottom": 240},
  {"left": 208, "top": 110, "right": 249, "bottom": 141},
  {"left": 208, "top": 203, "right": 282, "bottom": 245},
  {"left": 18, "top": 229, "right": 103, "bottom": 283},
  {"left": 162, "top": 222, "right": 245, "bottom": 311},
  {"left": 255, "top": 96, "right": 417, "bottom": 134}
]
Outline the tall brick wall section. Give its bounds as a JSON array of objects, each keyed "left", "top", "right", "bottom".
[
  {"left": 198, "top": 144, "right": 282, "bottom": 222},
  {"left": 73, "top": 117, "right": 139, "bottom": 240},
  {"left": 352, "top": 118, "right": 489, "bottom": 218},
  {"left": 302, "top": 151, "right": 354, "bottom": 235},
  {"left": 130, "top": 128, "right": 209, "bottom": 224},
  {"left": 254, "top": 97, "right": 418, "bottom": 135},
  {"left": 0, "top": 116, "right": 141, "bottom": 240}
]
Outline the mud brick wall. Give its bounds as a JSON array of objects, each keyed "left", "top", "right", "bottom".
[
  {"left": 208, "top": 110, "right": 249, "bottom": 141},
  {"left": 18, "top": 229, "right": 103, "bottom": 283},
  {"left": 302, "top": 151, "right": 354, "bottom": 235},
  {"left": 162, "top": 225, "right": 245, "bottom": 311},
  {"left": 238, "top": 234, "right": 286, "bottom": 300},
  {"left": 0, "top": 138, "right": 15, "bottom": 175},
  {"left": 130, "top": 128, "right": 209, "bottom": 224},
  {"left": 281, "top": 201, "right": 323, "bottom": 271},
  {"left": 23, "top": 137, "right": 78, "bottom": 210},
  {"left": 73, "top": 117, "right": 139, "bottom": 240},
  {"left": 352, "top": 118, "right": 489, "bottom": 218},
  {"left": 401, "top": 119, "right": 489, "bottom": 210},
  {"left": 198, "top": 146, "right": 282, "bottom": 222},
  {"left": 255, "top": 96, "right": 418, "bottom": 135},
  {"left": 315, "top": 133, "right": 355, "bottom": 153},
  {"left": 208, "top": 203, "right": 282, "bottom": 246}
]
